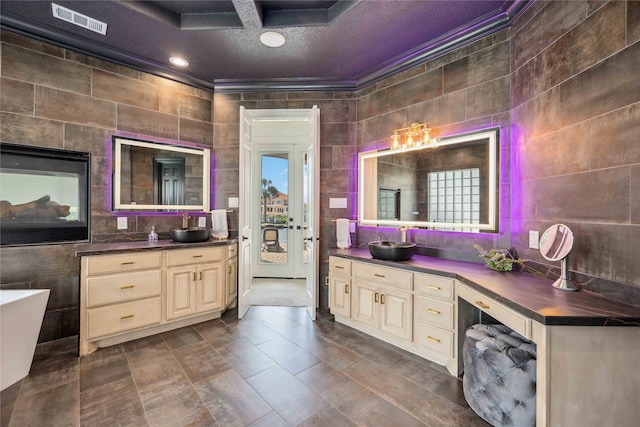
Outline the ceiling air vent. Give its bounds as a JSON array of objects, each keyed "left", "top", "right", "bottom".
[{"left": 51, "top": 3, "right": 107, "bottom": 35}]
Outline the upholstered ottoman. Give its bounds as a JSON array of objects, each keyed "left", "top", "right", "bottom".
[{"left": 463, "top": 324, "right": 537, "bottom": 427}]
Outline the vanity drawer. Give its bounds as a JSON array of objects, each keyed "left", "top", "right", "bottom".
[
  {"left": 416, "top": 296, "right": 454, "bottom": 330},
  {"left": 353, "top": 263, "right": 412, "bottom": 291},
  {"left": 86, "top": 270, "right": 162, "bottom": 307},
  {"left": 227, "top": 243, "right": 238, "bottom": 259},
  {"left": 415, "top": 322, "right": 454, "bottom": 358},
  {"left": 457, "top": 284, "right": 531, "bottom": 339},
  {"left": 330, "top": 257, "right": 351, "bottom": 276},
  {"left": 414, "top": 274, "right": 455, "bottom": 301},
  {"left": 87, "top": 297, "right": 161, "bottom": 339},
  {"left": 166, "top": 246, "right": 224, "bottom": 266},
  {"left": 86, "top": 252, "right": 162, "bottom": 275}
]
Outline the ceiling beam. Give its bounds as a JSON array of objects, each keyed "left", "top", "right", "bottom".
[{"left": 231, "top": 0, "right": 263, "bottom": 29}]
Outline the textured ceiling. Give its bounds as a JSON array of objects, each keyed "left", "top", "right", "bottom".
[{"left": 0, "top": 0, "right": 527, "bottom": 92}]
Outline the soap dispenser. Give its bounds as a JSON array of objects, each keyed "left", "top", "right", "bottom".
[{"left": 148, "top": 225, "right": 158, "bottom": 242}]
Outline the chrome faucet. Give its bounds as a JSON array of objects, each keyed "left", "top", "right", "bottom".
[
  {"left": 400, "top": 225, "right": 408, "bottom": 242},
  {"left": 182, "top": 213, "right": 191, "bottom": 228}
]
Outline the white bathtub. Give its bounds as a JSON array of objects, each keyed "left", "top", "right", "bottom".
[{"left": 1, "top": 289, "right": 50, "bottom": 391}]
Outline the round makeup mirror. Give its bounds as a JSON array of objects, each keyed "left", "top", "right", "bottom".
[{"left": 539, "top": 224, "right": 577, "bottom": 291}]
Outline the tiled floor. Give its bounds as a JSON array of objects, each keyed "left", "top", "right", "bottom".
[{"left": 1, "top": 307, "right": 489, "bottom": 427}]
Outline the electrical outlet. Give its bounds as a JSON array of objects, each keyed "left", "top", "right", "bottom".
[
  {"left": 198, "top": 216, "right": 206, "bottom": 227},
  {"left": 529, "top": 230, "right": 540, "bottom": 249},
  {"left": 117, "top": 217, "right": 127, "bottom": 230},
  {"left": 228, "top": 197, "right": 239, "bottom": 208}
]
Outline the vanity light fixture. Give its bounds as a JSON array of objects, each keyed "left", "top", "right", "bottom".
[
  {"left": 391, "top": 122, "right": 431, "bottom": 150},
  {"left": 169, "top": 56, "right": 189, "bottom": 67},
  {"left": 260, "top": 31, "right": 286, "bottom": 48}
]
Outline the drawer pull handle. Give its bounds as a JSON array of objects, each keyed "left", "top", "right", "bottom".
[
  {"left": 374, "top": 273, "right": 386, "bottom": 278},
  {"left": 193, "top": 255, "right": 204, "bottom": 258},
  {"left": 344, "top": 284, "right": 349, "bottom": 294},
  {"left": 120, "top": 314, "right": 134, "bottom": 320},
  {"left": 199, "top": 271, "right": 203, "bottom": 280},
  {"left": 374, "top": 292, "right": 379, "bottom": 303},
  {"left": 380, "top": 294, "right": 385, "bottom": 304},
  {"left": 427, "top": 285, "right": 441, "bottom": 290},
  {"left": 427, "top": 336, "right": 441, "bottom": 343},
  {"left": 475, "top": 301, "right": 490, "bottom": 309},
  {"left": 427, "top": 308, "right": 441, "bottom": 315},
  {"left": 228, "top": 266, "right": 232, "bottom": 274},
  {"left": 335, "top": 265, "right": 344, "bottom": 269},
  {"left": 193, "top": 272, "right": 197, "bottom": 281},
  {"left": 121, "top": 261, "right": 134, "bottom": 265},
  {"left": 120, "top": 285, "right": 135, "bottom": 290}
]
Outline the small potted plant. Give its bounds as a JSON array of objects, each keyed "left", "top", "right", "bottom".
[{"left": 473, "top": 244, "right": 525, "bottom": 272}]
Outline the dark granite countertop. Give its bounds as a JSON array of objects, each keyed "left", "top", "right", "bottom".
[
  {"left": 76, "top": 238, "right": 238, "bottom": 257},
  {"left": 330, "top": 248, "right": 640, "bottom": 327}
]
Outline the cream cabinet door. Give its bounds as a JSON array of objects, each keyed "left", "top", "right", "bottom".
[
  {"left": 198, "top": 263, "right": 224, "bottom": 312},
  {"left": 166, "top": 266, "right": 197, "bottom": 320},
  {"left": 352, "top": 280, "right": 379, "bottom": 328},
  {"left": 329, "top": 275, "right": 351, "bottom": 318},
  {"left": 380, "top": 286, "right": 413, "bottom": 341},
  {"left": 225, "top": 257, "right": 238, "bottom": 306}
]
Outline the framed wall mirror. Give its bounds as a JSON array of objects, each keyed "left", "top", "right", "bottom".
[
  {"left": 358, "top": 127, "right": 500, "bottom": 233},
  {"left": 112, "top": 136, "right": 211, "bottom": 211}
]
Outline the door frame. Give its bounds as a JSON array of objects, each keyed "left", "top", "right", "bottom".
[{"left": 238, "top": 107, "right": 319, "bottom": 319}]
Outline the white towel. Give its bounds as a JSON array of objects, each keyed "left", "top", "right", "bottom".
[
  {"left": 336, "top": 218, "right": 351, "bottom": 249},
  {"left": 211, "top": 209, "right": 228, "bottom": 239}
]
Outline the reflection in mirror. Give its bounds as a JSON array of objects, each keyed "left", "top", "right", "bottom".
[
  {"left": 358, "top": 127, "right": 499, "bottom": 233},
  {"left": 113, "top": 136, "right": 210, "bottom": 211},
  {"left": 539, "top": 224, "right": 574, "bottom": 261},
  {"left": 539, "top": 224, "right": 578, "bottom": 291}
]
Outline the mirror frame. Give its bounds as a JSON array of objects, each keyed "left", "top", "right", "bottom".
[
  {"left": 113, "top": 136, "right": 211, "bottom": 211},
  {"left": 358, "top": 127, "right": 500, "bottom": 232}
]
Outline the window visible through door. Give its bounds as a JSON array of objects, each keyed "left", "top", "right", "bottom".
[{"left": 260, "top": 153, "right": 288, "bottom": 264}]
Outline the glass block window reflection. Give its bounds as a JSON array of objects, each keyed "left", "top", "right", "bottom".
[{"left": 428, "top": 168, "right": 480, "bottom": 232}]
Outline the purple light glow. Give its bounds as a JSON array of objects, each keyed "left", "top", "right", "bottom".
[
  {"left": 508, "top": 123, "right": 524, "bottom": 235},
  {"left": 107, "top": 131, "right": 214, "bottom": 215},
  {"left": 354, "top": 126, "right": 511, "bottom": 248}
]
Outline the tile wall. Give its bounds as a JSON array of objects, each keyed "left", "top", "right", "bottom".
[{"left": 1, "top": 1, "right": 638, "bottom": 344}]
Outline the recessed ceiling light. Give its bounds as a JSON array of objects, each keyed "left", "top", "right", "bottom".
[
  {"left": 169, "top": 56, "right": 189, "bottom": 67},
  {"left": 260, "top": 32, "right": 285, "bottom": 48}
]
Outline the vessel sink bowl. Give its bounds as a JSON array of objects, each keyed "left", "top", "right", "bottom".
[
  {"left": 368, "top": 241, "right": 417, "bottom": 261},
  {"left": 170, "top": 227, "right": 211, "bottom": 243}
]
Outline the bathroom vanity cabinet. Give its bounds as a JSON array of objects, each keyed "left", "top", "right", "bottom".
[
  {"left": 225, "top": 243, "right": 238, "bottom": 307},
  {"left": 166, "top": 246, "right": 225, "bottom": 320},
  {"left": 329, "top": 249, "right": 640, "bottom": 427},
  {"left": 78, "top": 240, "right": 238, "bottom": 356}
]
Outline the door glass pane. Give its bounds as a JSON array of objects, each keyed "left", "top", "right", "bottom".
[
  {"left": 260, "top": 153, "right": 288, "bottom": 264},
  {"left": 302, "top": 152, "right": 309, "bottom": 264}
]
